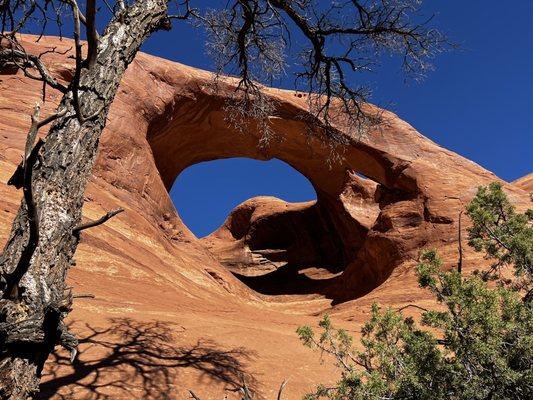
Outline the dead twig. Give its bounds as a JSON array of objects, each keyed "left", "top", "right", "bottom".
[
  {"left": 0, "top": 48, "right": 68, "bottom": 93},
  {"left": 277, "top": 379, "right": 288, "bottom": 400},
  {"left": 397, "top": 304, "right": 429, "bottom": 313},
  {"left": 72, "top": 293, "right": 95, "bottom": 299},
  {"left": 72, "top": 208, "right": 124, "bottom": 234},
  {"left": 188, "top": 390, "right": 202, "bottom": 400},
  {"left": 68, "top": 0, "right": 85, "bottom": 123},
  {"left": 85, "top": 0, "right": 98, "bottom": 68}
]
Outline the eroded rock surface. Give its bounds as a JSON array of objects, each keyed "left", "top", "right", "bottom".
[
  {"left": 1, "top": 35, "right": 531, "bottom": 399},
  {"left": 513, "top": 173, "right": 533, "bottom": 193}
]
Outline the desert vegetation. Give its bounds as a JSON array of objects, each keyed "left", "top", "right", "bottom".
[{"left": 297, "top": 183, "right": 532, "bottom": 400}]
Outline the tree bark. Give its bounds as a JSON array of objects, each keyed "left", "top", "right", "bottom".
[{"left": 0, "top": 1, "right": 169, "bottom": 398}]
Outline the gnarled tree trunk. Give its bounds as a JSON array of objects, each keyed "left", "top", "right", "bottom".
[{"left": 0, "top": 1, "right": 169, "bottom": 398}]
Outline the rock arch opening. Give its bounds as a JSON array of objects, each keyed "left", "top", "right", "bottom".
[
  {"left": 170, "top": 158, "right": 317, "bottom": 238},
  {"left": 140, "top": 83, "right": 445, "bottom": 302},
  {"left": 170, "top": 157, "right": 356, "bottom": 297}
]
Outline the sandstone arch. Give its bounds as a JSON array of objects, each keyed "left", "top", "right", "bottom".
[
  {"left": 93, "top": 49, "right": 526, "bottom": 303},
  {"left": 134, "top": 83, "right": 407, "bottom": 300},
  {"left": 144, "top": 95, "right": 382, "bottom": 299},
  {"left": 70, "top": 39, "right": 526, "bottom": 303}
]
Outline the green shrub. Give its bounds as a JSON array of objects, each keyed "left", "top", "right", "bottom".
[{"left": 299, "top": 184, "right": 533, "bottom": 400}]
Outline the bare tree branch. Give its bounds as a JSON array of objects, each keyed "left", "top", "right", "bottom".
[
  {"left": 277, "top": 378, "right": 288, "bottom": 400},
  {"left": 73, "top": 208, "right": 124, "bottom": 234},
  {"left": 168, "top": 0, "right": 195, "bottom": 20},
  {"left": 72, "top": 293, "right": 95, "bottom": 299},
  {"left": 200, "top": 0, "right": 448, "bottom": 152},
  {"left": 85, "top": 0, "right": 98, "bottom": 68},
  {"left": 188, "top": 390, "right": 202, "bottom": 400},
  {"left": 0, "top": 46, "right": 69, "bottom": 93},
  {"left": 397, "top": 304, "right": 430, "bottom": 313},
  {"left": 67, "top": 0, "right": 85, "bottom": 122}
]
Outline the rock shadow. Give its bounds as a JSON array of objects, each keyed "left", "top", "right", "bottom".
[
  {"left": 38, "top": 318, "right": 256, "bottom": 399},
  {"left": 233, "top": 262, "right": 341, "bottom": 297}
]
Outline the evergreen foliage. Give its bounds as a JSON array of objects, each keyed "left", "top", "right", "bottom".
[
  {"left": 298, "top": 184, "right": 533, "bottom": 400},
  {"left": 466, "top": 182, "right": 532, "bottom": 298}
]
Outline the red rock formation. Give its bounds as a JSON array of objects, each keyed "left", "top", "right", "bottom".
[
  {"left": 0, "top": 35, "right": 531, "bottom": 399},
  {"left": 513, "top": 173, "right": 533, "bottom": 193}
]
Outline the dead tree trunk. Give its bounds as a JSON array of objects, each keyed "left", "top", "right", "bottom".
[{"left": 0, "top": 1, "right": 169, "bottom": 398}]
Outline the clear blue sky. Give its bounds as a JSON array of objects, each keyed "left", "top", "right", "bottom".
[{"left": 143, "top": 1, "right": 532, "bottom": 237}]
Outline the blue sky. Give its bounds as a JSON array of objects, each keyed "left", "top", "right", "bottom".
[
  {"left": 169, "top": 159, "right": 317, "bottom": 237},
  {"left": 147, "top": 1, "right": 533, "bottom": 237}
]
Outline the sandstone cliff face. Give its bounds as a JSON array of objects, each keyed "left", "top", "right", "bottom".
[
  {"left": 513, "top": 173, "right": 533, "bottom": 193},
  {"left": 0, "top": 35, "right": 531, "bottom": 399}
]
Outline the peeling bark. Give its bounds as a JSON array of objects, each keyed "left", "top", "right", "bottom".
[{"left": 0, "top": 1, "right": 169, "bottom": 398}]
